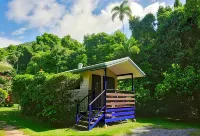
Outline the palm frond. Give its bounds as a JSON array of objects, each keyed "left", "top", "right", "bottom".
[
  {"left": 111, "top": 6, "right": 120, "bottom": 13},
  {"left": 120, "top": 0, "right": 129, "bottom": 9},
  {"left": 124, "top": 11, "right": 132, "bottom": 19},
  {"left": 123, "top": 6, "right": 132, "bottom": 14},
  {"left": 112, "top": 12, "right": 119, "bottom": 21}
]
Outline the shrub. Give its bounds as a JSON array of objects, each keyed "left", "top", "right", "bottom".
[
  {"left": 12, "top": 71, "right": 82, "bottom": 126},
  {"left": 0, "top": 88, "right": 8, "bottom": 106},
  {"left": 155, "top": 64, "right": 200, "bottom": 118}
]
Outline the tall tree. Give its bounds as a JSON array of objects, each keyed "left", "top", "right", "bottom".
[
  {"left": 36, "top": 33, "right": 61, "bottom": 49},
  {"left": 111, "top": 0, "right": 132, "bottom": 34},
  {"left": 129, "top": 13, "right": 156, "bottom": 46},
  {"left": 174, "top": 0, "right": 182, "bottom": 8}
]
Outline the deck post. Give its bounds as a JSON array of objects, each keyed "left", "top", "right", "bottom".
[
  {"left": 131, "top": 73, "right": 136, "bottom": 121},
  {"left": 76, "top": 104, "right": 79, "bottom": 123},
  {"left": 88, "top": 104, "right": 91, "bottom": 130},
  {"left": 104, "top": 68, "right": 107, "bottom": 126},
  {"left": 131, "top": 73, "right": 134, "bottom": 92}
]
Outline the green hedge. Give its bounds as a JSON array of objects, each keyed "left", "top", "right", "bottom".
[
  {"left": 0, "top": 88, "right": 8, "bottom": 106},
  {"left": 12, "top": 71, "right": 82, "bottom": 126}
]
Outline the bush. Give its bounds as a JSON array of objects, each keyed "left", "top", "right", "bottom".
[
  {"left": 12, "top": 71, "right": 82, "bottom": 126},
  {"left": 0, "top": 88, "right": 8, "bottom": 106},
  {"left": 155, "top": 64, "right": 200, "bottom": 118}
]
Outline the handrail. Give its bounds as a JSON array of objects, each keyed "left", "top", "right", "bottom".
[
  {"left": 76, "top": 90, "right": 95, "bottom": 123},
  {"left": 90, "top": 105, "right": 105, "bottom": 123},
  {"left": 89, "top": 90, "right": 105, "bottom": 105},
  {"left": 78, "top": 90, "right": 94, "bottom": 103},
  {"left": 88, "top": 90, "right": 106, "bottom": 130}
]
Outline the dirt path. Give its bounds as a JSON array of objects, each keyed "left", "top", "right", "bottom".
[
  {"left": 124, "top": 127, "right": 196, "bottom": 136},
  {"left": 0, "top": 121, "right": 27, "bottom": 136}
]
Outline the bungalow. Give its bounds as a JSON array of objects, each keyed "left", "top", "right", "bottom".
[{"left": 66, "top": 57, "right": 145, "bottom": 130}]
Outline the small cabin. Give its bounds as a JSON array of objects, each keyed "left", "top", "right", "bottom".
[{"left": 66, "top": 57, "right": 145, "bottom": 130}]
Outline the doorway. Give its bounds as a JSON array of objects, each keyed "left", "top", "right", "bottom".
[
  {"left": 92, "top": 74, "right": 102, "bottom": 108},
  {"left": 92, "top": 74, "right": 101, "bottom": 97}
]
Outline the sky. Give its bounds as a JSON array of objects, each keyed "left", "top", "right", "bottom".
[{"left": 0, "top": 0, "right": 186, "bottom": 48}]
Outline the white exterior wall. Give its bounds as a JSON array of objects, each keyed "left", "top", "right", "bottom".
[{"left": 74, "top": 71, "right": 89, "bottom": 101}]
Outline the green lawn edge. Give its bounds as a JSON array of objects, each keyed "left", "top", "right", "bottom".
[{"left": 0, "top": 106, "right": 200, "bottom": 136}]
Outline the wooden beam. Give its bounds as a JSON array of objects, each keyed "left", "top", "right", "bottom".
[
  {"left": 110, "top": 111, "right": 135, "bottom": 117},
  {"left": 131, "top": 73, "right": 134, "bottom": 91},
  {"left": 107, "top": 98, "right": 135, "bottom": 101},
  {"left": 106, "top": 93, "right": 134, "bottom": 97},
  {"left": 106, "top": 107, "right": 135, "bottom": 112},
  {"left": 117, "top": 73, "right": 133, "bottom": 77},
  {"left": 105, "top": 115, "right": 135, "bottom": 123},
  {"left": 106, "top": 102, "right": 135, "bottom": 106}
]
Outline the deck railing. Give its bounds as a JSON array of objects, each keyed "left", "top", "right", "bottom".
[{"left": 105, "top": 90, "right": 135, "bottom": 123}]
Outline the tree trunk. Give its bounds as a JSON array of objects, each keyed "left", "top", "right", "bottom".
[
  {"left": 122, "top": 20, "right": 126, "bottom": 42},
  {"left": 122, "top": 21, "right": 124, "bottom": 34}
]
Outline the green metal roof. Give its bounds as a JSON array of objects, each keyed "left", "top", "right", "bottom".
[{"left": 66, "top": 57, "right": 146, "bottom": 77}]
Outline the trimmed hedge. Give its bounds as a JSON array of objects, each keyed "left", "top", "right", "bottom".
[{"left": 12, "top": 71, "right": 82, "bottom": 126}]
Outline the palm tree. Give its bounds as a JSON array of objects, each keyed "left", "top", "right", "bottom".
[{"left": 111, "top": 0, "right": 132, "bottom": 34}]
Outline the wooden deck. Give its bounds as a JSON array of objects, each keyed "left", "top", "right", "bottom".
[{"left": 105, "top": 91, "right": 135, "bottom": 123}]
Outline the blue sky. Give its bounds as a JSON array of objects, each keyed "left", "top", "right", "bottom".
[{"left": 0, "top": 0, "right": 185, "bottom": 48}]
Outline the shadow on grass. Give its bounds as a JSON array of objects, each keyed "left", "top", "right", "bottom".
[
  {"left": 135, "top": 117, "right": 200, "bottom": 129},
  {"left": 0, "top": 108, "right": 57, "bottom": 132}
]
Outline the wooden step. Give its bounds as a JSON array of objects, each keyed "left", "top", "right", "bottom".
[
  {"left": 79, "top": 120, "right": 95, "bottom": 125},
  {"left": 75, "top": 124, "right": 88, "bottom": 129},
  {"left": 82, "top": 116, "right": 99, "bottom": 121}
]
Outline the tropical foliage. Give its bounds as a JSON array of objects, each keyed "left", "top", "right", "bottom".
[
  {"left": 0, "top": 88, "right": 8, "bottom": 106},
  {"left": 111, "top": 0, "right": 132, "bottom": 33},
  {"left": 0, "top": 61, "right": 13, "bottom": 72},
  {"left": 0, "top": 0, "right": 200, "bottom": 121},
  {"left": 12, "top": 72, "right": 82, "bottom": 125}
]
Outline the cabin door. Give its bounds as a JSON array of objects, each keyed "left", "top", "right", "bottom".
[
  {"left": 92, "top": 74, "right": 102, "bottom": 108},
  {"left": 92, "top": 74, "right": 101, "bottom": 97}
]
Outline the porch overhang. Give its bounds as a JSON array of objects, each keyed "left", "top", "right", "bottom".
[
  {"left": 107, "top": 59, "right": 145, "bottom": 79},
  {"left": 66, "top": 57, "right": 146, "bottom": 79}
]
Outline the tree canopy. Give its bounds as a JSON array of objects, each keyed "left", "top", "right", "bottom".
[{"left": 1, "top": 0, "right": 200, "bottom": 118}]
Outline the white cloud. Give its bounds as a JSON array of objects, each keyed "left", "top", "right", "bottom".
[
  {"left": 7, "top": 0, "right": 66, "bottom": 29},
  {"left": 12, "top": 28, "right": 27, "bottom": 35},
  {"left": 50, "top": 1, "right": 165, "bottom": 41},
  {"left": 50, "top": 1, "right": 122, "bottom": 41},
  {"left": 7, "top": 0, "right": 165, "bottom": 41},
  {"left": 18, "top": 36, "right": 25, "bottom": 39},
  {"left": 0, "top": 37, "right": 21, "bottom": 48}
]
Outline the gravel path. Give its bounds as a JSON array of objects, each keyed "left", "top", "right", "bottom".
[
  {"left": 124, "top": 127, "right": 196, "bottom": 136},
  {"left": 0, "top": 121, "right": 27, "bottom": 136},
  {"left": 4, "top": 125, "right": 28, "bottom": 136}
]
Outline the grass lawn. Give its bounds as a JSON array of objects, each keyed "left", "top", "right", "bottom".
[
  {"left": 0, "top": 131, "right": 5, "bottom": 136},
  {"left": 191, "top": 130, "right": 200, "bottom": 136},
  {"left": 0, "top": 119, "right": 5, "bottom": 136},
  {"left": 0, "top": 105, "right": 200, "bottom": 136}
]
